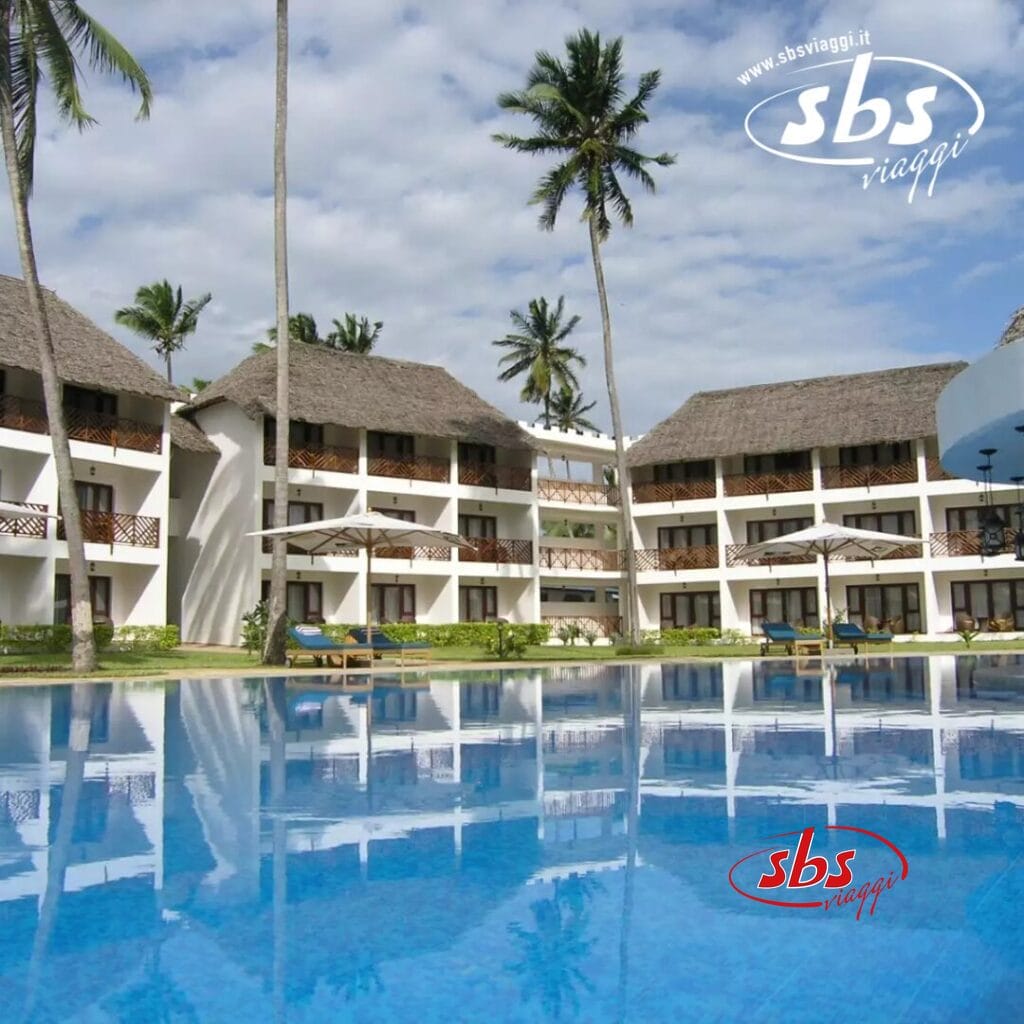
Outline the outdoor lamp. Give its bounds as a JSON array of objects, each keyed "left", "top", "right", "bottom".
[
  {"left": 977, "top": 451, "right": 1006, "bottom": 558},
  {"left": 1011, "top": 473, "right": 1024, "bottom": 562}
]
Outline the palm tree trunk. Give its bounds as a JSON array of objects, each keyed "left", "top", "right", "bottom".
[
  {"left": 0, "top": 11, "right": 96, "bottom": 672},
  {"left": 588, "top": 218, "right": 641, "bottom": 644},
  {"left": 263, "top": 0, "right": 291, "bottom": 664},
  {"left": 265, "top": 679, "right": 288, "bottom": 1024},
  {"left": 165, "top": 350, "right": 173, "bottom": 384},
  {"left": 543, "top": 394, "right": 551, "bottom": 429}
]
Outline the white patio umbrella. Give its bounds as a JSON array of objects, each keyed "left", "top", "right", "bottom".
[
  {"left": 740, "top": 521, "right": 923, "bottom": 646},
  {"left": 249, "top": 511, "right": 474, "bottom": 644}
]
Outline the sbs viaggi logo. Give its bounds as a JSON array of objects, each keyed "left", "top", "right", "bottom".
[
  {"left": 738, "top": 30, "right": 985, "bottom": 203},
  {"left": 728, "top": 825, "right": 909, "bottom": 921}
]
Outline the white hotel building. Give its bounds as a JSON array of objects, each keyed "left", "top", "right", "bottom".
[{"left": 0, "top": 278, "right": 1018, "bottom": 643}]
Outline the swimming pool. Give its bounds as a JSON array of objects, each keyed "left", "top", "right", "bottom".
[{"left": 1, "top": 655, "right": 1022, "bottom": 1022}]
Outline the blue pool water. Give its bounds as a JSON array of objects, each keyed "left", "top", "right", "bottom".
[{"left": 1, "top": 655, "right": 1023, "bottom": 1022}]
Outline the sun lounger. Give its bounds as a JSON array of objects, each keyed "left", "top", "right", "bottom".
[
  {"left": 347, "top": 627, "right": 433, "bottom": 665},
  {"left": 759, "top": 622, "right": 824, "bottom": 657},
  {"left": 832, "top": 622, "right": 893, "bottom": 654},
  {"left": 287, "top": 625, "right": 373, "bottom": 668}
]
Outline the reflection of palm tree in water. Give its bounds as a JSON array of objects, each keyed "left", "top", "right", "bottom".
[
  {"left": 101, "top": 941, "right": 199, "bottom": 1023},
  {"left": 506, "top": 873, "right": 603, "bottom": 1019}
]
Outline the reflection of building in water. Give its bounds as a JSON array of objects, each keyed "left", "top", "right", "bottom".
[{"left": 1, "top": 659, "right": 1024, "bottom": 1014}]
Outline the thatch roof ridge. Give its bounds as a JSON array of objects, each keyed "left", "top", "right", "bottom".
[
  {"left": 169, "top": 411, "right": 219, "bottom": 454},
  {"left": 189, "top": 344, "right": 535, "bottom": 451},
  {"left": 997, "top": 307, "right": 1024, "bottom": 348},
  {"left": 0, "top": 274, "right": 179, "bottom": 402},
  {"left": 628, "top": 360, "right": 967, "bottom": 468}
]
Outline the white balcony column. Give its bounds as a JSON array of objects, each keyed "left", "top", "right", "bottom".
[
  {"left": 713, "top": 457, "right": 723, "bottom": 500},
  {"left": 810, "top": 447, "right": 826, "bottom": 521},
  {"left": 915, "top": 440, "right": 942, "bottom": 634},
  {"left": 449, "top": 439, "right": 458, "bottom": 488},
  {"left": 358, "top": 428, "right": 368, "bottom": 479}
]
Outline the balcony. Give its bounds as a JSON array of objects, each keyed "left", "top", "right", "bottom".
[
  {"left": 0, "top": 394, "right": 162, "bottom": 454},
  {"left": 0, "top": 502, "right": 49, "bottom": 538},
  {"left": 542, "top": 613, "right": 622, "bottom": 638},
  {"left": 539, "top": 547, "right": 622, "bottom": 571},
  {"left": 725, "top": 544, "right": 815, "bottom": 567},
  {"left": 368, "top": 453, "right": 450, "bottom": 484},
  {"left": 821, "top": 460, "right": 918, "bottom": 489},
  {"left": 458, "top": 538, "right": 533, "bottom": 564},
  {"left": 925, "top": 456, "right": 956, "bottom": 482},
  {"left": 633, "top": 479, "right": 715, "bottom": 504},
  {"left": 263, "top": 439, "right": 358, "bottom": 474},
  {"left": 538, "top": 478, "right": 619, "bottom": 506},
  {"left": 261, "top": 537, "right": 359, "bottom": 555},
  {"left": 59, "top": 510, "right": 160, "bottom": 548},
  {"left": 374, "top": 545, "right": 452, "bottom": 561},
  {"left": 723, "top": 470, "right": 813, "bottom": 498},
  {"left": 930, "top": 529, "right": 1015, "bottom": 558},
  {"left": 459, "top": 461, "right": 531, "bottom": 492},
  {"left": 636, "top": 546, "right": 719, "bottom": 571}
]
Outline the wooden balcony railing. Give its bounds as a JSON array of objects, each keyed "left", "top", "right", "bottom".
[
  {"left": 538, "top": 547, "right": 622, "bottom": 571},
  {"left": 633, "top": 479, "right": 716, "bottom": 504},
  {"left": 725, "top": 544, "right": 815, "bottom": 567},
  {"left": 261, "top": 537, "right": 360, "bottom": 555},
  {"left": 930, "top": 529, "right": 1016, "bottom": 558},
  {"left": 263, "top": 439, "right": 358, "bottom": 474},
  {"left": 723, "top": 469, "right": 813, "bottom": 497},
  {"left": 537, "top": 478, "right": 619, "bottom": 506},
  {"left": 0, "top": 395, "right": 162, "bottom": 453},
  {"left": 59, "top": 510, "right": 159, "bottom": 548},
  {"left": 458, "top": 538, "right": 533, "bottom": 564},
  {"left": 821, "top": 460, "right": 918, "bottom": 489},
  {"left": 374, "top": 545, "right": 452, "bottom": 561},
  {"left": 458, "top": 461, "right": 532, "bottom": 492},
  {"left": 636, "top": 545, "right": 719, "bottom": 571},
  {"left": 542, "top": 613, "right": 622, "bottom": 638},
  {"left": 925, "top": 457, "right": 957, "bottom": 482},
  {"left": 368, "top": 453, "right": 450, "bottom": 483},
  {"left": 0, "top": 502, "right": 48, "bottom": 538}
]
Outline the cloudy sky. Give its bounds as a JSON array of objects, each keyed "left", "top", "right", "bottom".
[{"left": 1, "top": 0, "right": 1021, "bottom": 435}]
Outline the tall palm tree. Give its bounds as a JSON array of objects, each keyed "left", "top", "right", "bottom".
[
  {"left": 0, "top": 1, "right": 152, "bottom": 672},
  {"left": 493, "top": 295, "right": 584, "bottom": 428},
  {"left": 550, "top": 384, "right": 598, "bottom": 433},
  {"left": 263, "top": 0, "right": 291, "bottom": 665},
  {"left": 495, "top": 29, "right": 675, "bottom": 645},
  {"left": 115, "top": 280, "right": 212, "bottom": 383},
  {"left": 265, "top": 310, "right": 321, "bottom": 347},
  {"left": 327, "top": 313, "right": 382, "bottom": 353}
]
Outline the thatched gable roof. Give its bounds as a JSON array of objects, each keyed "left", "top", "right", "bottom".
[
  {"left": 997, "top": 307, "right": 1024, "bottom": 347},
  {"left": 0, "top": 275, "right": 179, "bottom": 402},
  {"left": 189, "top": 345, "right": 535, "bottom": 451},
  {"left": 170, "top": 411, "right": 219, "bottom": 454},
  {"left": 627, "top": 361, "right": 967, "bottom": 467}
]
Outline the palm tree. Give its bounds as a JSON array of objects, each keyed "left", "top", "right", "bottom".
[
  {"left": 0, "top": 2, "right": 152, "bottom": 672},
  {"left": 263, "top": 0, "right": 291, "bottom": 665},
  {"left": 493, "top": 296, "right": 584, "bottom": 428},
  {"left": 115, "top": 280, "right": 212, "bottom": 383},
  {"left": 327, "top": 313, "right": 382, "bottom": 353},
  {"left": 494, "top": 29, "right": 675, "bottom": 645},
  {"left": 190, "top": 376, "right": 210, "bottom": 393},
  {"left": 550, "top": 384, "right": 598, "bottom": 433},
  {"left": 266, "top": 311, "right": 321, "bottom": 346}
]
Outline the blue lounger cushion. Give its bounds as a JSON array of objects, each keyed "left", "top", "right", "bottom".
[
  {"left": 348, "top": 627, "right": 431, "bottom": 650},
  {"left": 833, "top": 623, "right": 893, "bottom": 642}
]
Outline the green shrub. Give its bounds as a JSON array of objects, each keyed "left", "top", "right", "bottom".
[
  {"left": 107, "top": 626, "right": 180, "bottom": 652},
  {"left": 659, "top": 627, "right": 720, "bottom": 647},
  {"left": 556, "top": 623, "right": 582, "bottom": 646},
  {"left": 486, "top": 625, "right": 529, "bottom": 660},
  {"left": 718, "top": 628, "right": 750, "bottom": 646},
  {"left": 241, "top": 601, "right": 270, "bottom": 655},
  {"left": 320, "top": 622, "right": 551, "bottom": 649},
  {"left": 0, "top": 623, "right": 177, "bottom": 654}
]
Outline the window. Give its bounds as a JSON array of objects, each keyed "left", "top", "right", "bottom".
[
  {"left": 653, "top": 459, "right": 714, "bottom": 484},
  {"left": 750, "top": 587, "right": 818, "bottom": 632},
  {"left": 458, "top": 514, "right": 497, "bottom": 539},
  {"left": 660, "top": 591, "right": 720, "bottom": 629},
  {"left": 262, "top": 499, "right": 323, "bottom": 554},
  {"left": 387, "top": 508, "right": 416, "bottom": 523},
  {"left": 846, "top": 584, "right": 921, "bottom": 633},
  {"left": 540, "top": 587, "right": 596, "bottom": 604},
  {"left": 843, "top": 510, "right": 916, "bottom": 535},
  {"left": 460, "top": 585, "right": 497, "bottom": 622},
  {"left": 262, "top": 419, "right": 325, "bottom": 448},
  {"left": 63, "top": 385, "right": 116, "bottom": 417},
  {"left": 459, "top": 442, "right": 495, "bottom": 465},
  {"left": 657, "top": 524, "right": 716, "bottom": 549},
  {"left": 261, "top": 580, "right": 323, "bottom": 622},
  {"left": 54, "top": 575, "right": 112, "bottom": 625},
  {"left": 839, "top": 442, "right": 913, "bottom": 467},
  {"left": 951, "top": 580, "right": 1024, "bottom": 630},
  {"left": 946, "top": 504, "right": 1015, "bottom": 532},
  {"left": 75, "top": 482, "right": 114, "bottom": 513},
  {"left": 368, "top": 431, "right": 414, "bottom": 458},
  {"left": 746, "top": 517, "right": 813, "bottom": 543},
  {"left": 371, "top": 583, "right": 416, "bottom": 623},
  {"left": 744, "top": 450, "right": 811, "bottom": 474}
]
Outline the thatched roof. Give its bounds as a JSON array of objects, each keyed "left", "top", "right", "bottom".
[
  {"left": 997, "top": 307, "right": 1024, "bottom": 347},
  {"left": 170, "top": 411, "right": 219, "bottom": 454},
  {"left": 189, "top": 345, "right": 535, "bottom": 451},
  {"left": 0, "top": 274, "right": 179, "bottom": 402},
  {"left": 627, "top": 361, "right": 967, "bottom": 467}
]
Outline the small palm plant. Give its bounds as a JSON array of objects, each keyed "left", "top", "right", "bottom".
[
  {"left": 550, "top": 385, "right": 598, "bottom": 433},
  {"left": 328, "top": 313, "right": 382, "bottom": 353},
  {"left": 115, "top": 281, "right": 212, "bottom": 383},
  {"left": 494, "top": 296, "right": 584, "bottom": 428}
]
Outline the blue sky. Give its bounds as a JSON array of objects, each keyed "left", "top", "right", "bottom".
[{"left": 1, "top": 0, "right": 1021, "bottom": 434}]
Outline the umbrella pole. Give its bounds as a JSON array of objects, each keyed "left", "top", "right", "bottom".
[
  {"left": 823, "top": 551, "right": 834, "bottom": 650},
  {"left": 366, "top": 541, "right": 373, "bottom": 647}
]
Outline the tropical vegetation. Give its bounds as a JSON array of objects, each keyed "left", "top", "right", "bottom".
[
  {"left": 550, "top": 384, "right": 598, "bottom": 432},
  {"left": 256, "top": 311, "right": 383, "bottom": 354},
  {"left": 494, "top": 28, "right": 676, "bottom": 644},
  {"left": 0, "top": 0, "right": 152, "bottom": 672},
  {"left": 115, "top": 280, "right": 212, "bottom": 383}
]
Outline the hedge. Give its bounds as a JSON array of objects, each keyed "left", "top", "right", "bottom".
[
  {"left": 319, "top": 622, "right": 551, "bottom": 648},
  {"left": 657, "top": 627, "right": 722, "bottom": 646},
  {"left": 0, "top": 624, "right": 180, "bottom": 654}
]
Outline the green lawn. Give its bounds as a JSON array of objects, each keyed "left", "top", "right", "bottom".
[{"left": 3, "top": 637, "right": 1023, "bottom": 680}]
